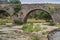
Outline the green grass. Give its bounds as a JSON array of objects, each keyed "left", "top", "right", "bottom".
[
  {"left": 42, "top": 31, "right": 49, "bottom": 35},
  {"left": 22, "top": 23, "right": 33, "bottom": 32},
  {"left": 0, "top": 18, "right": 12, "bottom": 25},
  {"left": 22, "top": 23, "right": 41, "bottom": 32},
  {"left": 33, "top": 24, "right": 41, "bottom": 32}
]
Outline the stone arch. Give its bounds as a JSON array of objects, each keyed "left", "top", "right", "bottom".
[
  {"left": 0, "top": 10, "right": 10, "bottom": 17},
  {"left": 0, "top": 9, "right": 12, "bottom": 23},
  {"left": 23, "top": 9, "right": 54, "bottom": 23}
]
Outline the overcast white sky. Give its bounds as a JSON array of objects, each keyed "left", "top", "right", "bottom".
[{"left": 20, "top": 0, "right": 60, "bottom": 4}]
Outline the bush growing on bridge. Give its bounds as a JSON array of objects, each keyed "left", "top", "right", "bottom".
[
  {"left": 9, "top": 0, "right": 21, "bottom": 14},
  {"left": 14, "top": 4, "right": 21, "bottom": 13}
]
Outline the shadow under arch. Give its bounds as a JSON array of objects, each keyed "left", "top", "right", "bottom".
[
  {"left": 24, "top": 9, "right": 53, "bottom": 23},
  {"left": 0, "top": 10, "right": 10, "bottom": 18}
]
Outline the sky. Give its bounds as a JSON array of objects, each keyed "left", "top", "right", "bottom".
[{"left": 20, "top": 0, "right": 60, "bottom": 4}]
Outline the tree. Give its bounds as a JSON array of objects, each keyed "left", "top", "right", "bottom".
[
  {"left": 9, "top": 0, "right": 21, "bottom": 4},
  {"left": 9, "top": 0, "right": 21, "bottom": 13}
]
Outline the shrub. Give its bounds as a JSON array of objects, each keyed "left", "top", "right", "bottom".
[
  {"left": 22, "top": 23, "right": 33, "bottom": 32},
  {"left": 42, "top": 31, "right": 49, "bottom": 35},
  {"left": 9, "top": 0, "right": 20, "bottom": 4},
  {"left": 14, "top": 20, "right": 23, "bottom": 25},
  {"left": 0, "top": 20, "right": 6, "bottom": 25},
  {"left": 22, "top": 23, "right": 42, "bottom": 32},
  {"left": 54, "top": 6, "right": 58, "bottom": 11},
  {"left": 48, "top": 6, "right": 51, "bottom": 10},
  {"left": 33, "top": 24, "right": 41, "bottom": 32},
  {"left": 14, "top": 4, "right": 21, "bottom": 13},
  {"left": 49, "top": 21, "right": 56, "bottom": 26},
  {"left": 0, "top": 17, "right": 12, "bottom": 25}
]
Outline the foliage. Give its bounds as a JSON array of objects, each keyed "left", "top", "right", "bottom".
[
  {"left": 22, "top": 23, "right": 33, "bottom": 32},
  {"left": 9, "top": 0, "right": 20, "bottom": 4},
  {"left": 28, "top": 10, "right": 52, "bottom": 22},
  {"left": 48, "top": 6, "right": 51, "bottom": 10},
  {"left": 13, "top": 3, "right": 21, "bottom": 16},
  {"left": 49, "top": 21, "right": 56, "bottom": 26},
  {"left": 9, "top": 0, "right": 21, "bottom": 14},
  {"left": 22, "top": 23, "right": 41, "bottom": 32},
  {"left": 0, "top": 17, "right": 12, "bottom": 25},
  {"left": 14, "top": 4, "right": 21, "bottom": 13},
  {"left": 33, "top": 24, "right": 41, "bottom": 32},
  {"left": 54, "top": 6, "right": 58, "bottom": 11},
  {"left": 14, "top": 20, "right": 23, "bottom": 25},
  {"left": 42, "top": 31, "right": 49, "bottom": 35},
  {"left": 0, "top": 21, "right": 6, "bottom": 25}
]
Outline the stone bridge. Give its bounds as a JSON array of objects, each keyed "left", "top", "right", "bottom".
[
  {"left": 0, "top": 4, "right": 14, "bottom": 15},
  {"left": 0, "top": 4, "right": 60, "bottom": 24},
  {"left": 20, "top": 4, "right": 60, "bottom": 23}
]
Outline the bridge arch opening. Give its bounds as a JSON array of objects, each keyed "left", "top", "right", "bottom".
[
  {"left": 0, "top": 10, "right": 12, "bottom": 25},
  {"left": 24, "top": 9, "right": 54, "bottom": 23},
  {"left": 0, "top": 10, "right": 10, "bottom": 18}
]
